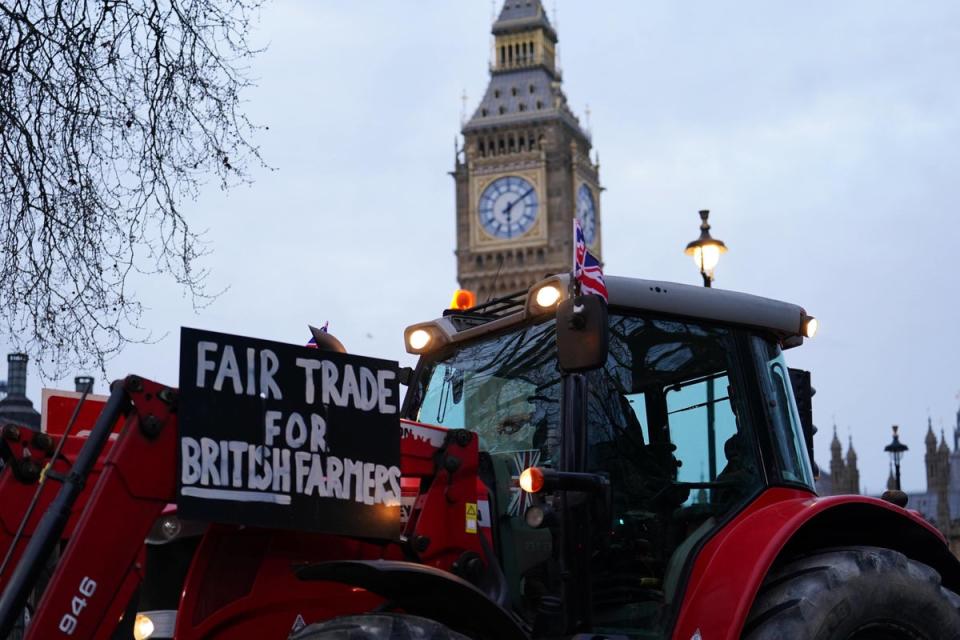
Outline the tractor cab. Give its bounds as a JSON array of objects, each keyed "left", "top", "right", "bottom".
[{"left": 402, "top": 274, "right": 819, "bottom": 638}]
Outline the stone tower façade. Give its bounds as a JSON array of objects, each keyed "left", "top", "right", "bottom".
[
  {"left": 452, "top": 0, "right": 601, "bottom": 300},
  {"left": 820, "top": 427, "right": 860, "bottom": 495}
]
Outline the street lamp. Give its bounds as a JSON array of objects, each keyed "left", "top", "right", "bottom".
[
  {"left": 884, "top": 425, "right": 908, "bottom": 491},
  {"left": 684, "top": 210, "right": 727, "bottom": 480},
  {"left": 684, "top": 209, "right": 728, "bottom": 288}
]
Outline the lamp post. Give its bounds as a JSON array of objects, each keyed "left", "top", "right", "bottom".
[
  {"left": 684, "top": 210, "right": 727, "bottom": 480},
  {"left": 684, "top": 209, "right": 728, "bottom": 288},
  {"left": 884, "top": 425, "right": 908, "bottom": 492}
]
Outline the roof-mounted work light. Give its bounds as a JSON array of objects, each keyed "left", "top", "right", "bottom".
[
  {"left": 403, "top": 322, "right": 450, "bottom": 355},
  {"left": 407, "top": 329, "right": 432, "bottom": 351},
  {"left": 534, "top": 284, "right": 562, "bottom": 309}
]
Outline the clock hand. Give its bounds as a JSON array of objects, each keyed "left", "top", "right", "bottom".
[
  {"left": 500, "top": 186, "right": 534, "bottom": 238},
  {"left": 506, "top": 187, "right": 535, "bottom": 212}
]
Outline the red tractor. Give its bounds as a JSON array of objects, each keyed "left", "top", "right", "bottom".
[{"left": 1, "top": 273, "right": 959, "bottom": 639}]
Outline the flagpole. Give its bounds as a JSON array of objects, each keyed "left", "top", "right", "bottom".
[{"left": 571, "top": 218, "right": 582, "bottom": 297}]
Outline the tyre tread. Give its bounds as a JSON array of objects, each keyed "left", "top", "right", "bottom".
[{"left": 744, "top": 546, "right": 960, "bottom": 640}]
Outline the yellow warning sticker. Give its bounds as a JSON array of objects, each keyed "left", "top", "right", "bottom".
[{"left": 465, "top": 502, "right": 478, "bottom": 534}]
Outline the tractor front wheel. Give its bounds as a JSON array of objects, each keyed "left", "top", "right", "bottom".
[
  {"left": 290, "top": 613, "right": 470, "bottom": 640},
  {"left": 744, "top": 546, "right": 960, "bottom": 639}
]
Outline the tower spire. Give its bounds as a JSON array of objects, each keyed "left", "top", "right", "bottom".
[
  {"left": 830, "top": 423, "right": 842, "bottom": 456},
  {"left": 494, "top": 0, "right": 553, "bottom": 33},
  {"left": 955, "top": 395, "right": 960, "bottom": 451}
]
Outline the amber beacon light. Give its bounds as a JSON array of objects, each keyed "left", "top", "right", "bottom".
[{"left": 450, "top": 289, "right": 477, "bottom": 311}]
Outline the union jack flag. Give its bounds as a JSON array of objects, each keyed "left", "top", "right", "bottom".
[
  {"left": 573, "top": 219, "right": 608, "bottom": 302},
  {"left": 508, "top": 449, "right": 542, "bottom": 517}
]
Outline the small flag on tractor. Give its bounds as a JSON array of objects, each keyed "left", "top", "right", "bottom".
[
  {"left": 306, "top": 321, "right": 329, "bottom": 347},
  {"left": 573, "top": 219, "right": 608, "bottom": 302}
]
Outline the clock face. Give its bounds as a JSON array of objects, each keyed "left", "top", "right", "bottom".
[
  {"left": 478, "top": 176, "right": 539, "bottom": 239},
  {"left": 576, "top": 183, "right": 597, "bottom": 244}
]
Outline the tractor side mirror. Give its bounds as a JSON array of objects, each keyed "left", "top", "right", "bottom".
[
  {"left": 556, "top": 295, "right": 609, "bottom": 373},
  {"left": 788, "top": 368, "right": 818, "bottom": 478}
]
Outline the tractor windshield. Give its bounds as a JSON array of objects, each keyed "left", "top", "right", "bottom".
[
  {"left": 413, "top": 318, "right": 562, "bottom": 463},
  {"left": 408, "top": 311, "right": 810, "bottom": 638}
]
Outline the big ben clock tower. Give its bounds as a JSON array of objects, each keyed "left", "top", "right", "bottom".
[{"left": 453, "top": 0, "right": 601, "bottom": 299}]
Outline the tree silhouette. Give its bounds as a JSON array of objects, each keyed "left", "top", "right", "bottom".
[{"left": 0, "top": 0, "right": 264, "bottom": 373}]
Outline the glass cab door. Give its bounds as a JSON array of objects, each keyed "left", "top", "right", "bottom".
[{"left": 585, "top": 316, "right": 762, "bottom": 637}]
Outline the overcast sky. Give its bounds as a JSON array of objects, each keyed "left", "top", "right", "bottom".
[{"left": 5, "top": 1, "right": 960, "bottom": 494}]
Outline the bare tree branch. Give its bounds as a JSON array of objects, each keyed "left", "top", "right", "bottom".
[{"left": 0, "top": 0, "right": 265, "bottom": 376}]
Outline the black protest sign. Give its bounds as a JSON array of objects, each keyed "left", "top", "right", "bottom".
[{"left": 177, "top": 327, "right": 401, "bottom": 539}]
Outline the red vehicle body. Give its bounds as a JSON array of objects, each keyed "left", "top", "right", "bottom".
[
  {"left": 0, "top": 378, "right": 509, "bottom": 639},
  {"left": 675, "top": 489, "right": 960, "bottom": 638},
  {"left": 4, "top": 387, "right": 958, "bottom": 639},
  {"left": 2, "top": 275, "right": 959, "bottom": 639}
]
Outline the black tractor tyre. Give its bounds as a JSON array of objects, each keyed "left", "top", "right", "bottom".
[
  {"left": 743, "top": 546, "right": 960, "bottom": 640},
  {"left": 289, "top": 613, "right": 471, "bottom": 640}
]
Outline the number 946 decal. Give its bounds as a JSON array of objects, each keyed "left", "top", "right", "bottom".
[{"left": 58, "top": 576, "right": 97, "bottom": 635}]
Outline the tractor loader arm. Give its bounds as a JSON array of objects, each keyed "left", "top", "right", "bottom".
[
  {"left": 0, "top": 376, "right": 179, "bottom": 640},
  {"left": 0, "top": 409, "right": 123, "bottom": 606}
]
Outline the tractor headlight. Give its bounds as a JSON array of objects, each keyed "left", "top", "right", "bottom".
[
  {"left": 525, "top": 276, "right": 569, "bottom": 316},
  {"left": 403, "top": 323, "right": 449, "bottom": 355},
  {"left": 533, "top": 284, "right": 562, "bottom": 309},
  {"left": 133, "top": 610, "right": 176, "bottom": 640},
  {"left": 408, "top": 329, "right": 432, "bottom": 351},
  {"left": 133, "top": 614, "right": 155, "bottom": 640}
]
